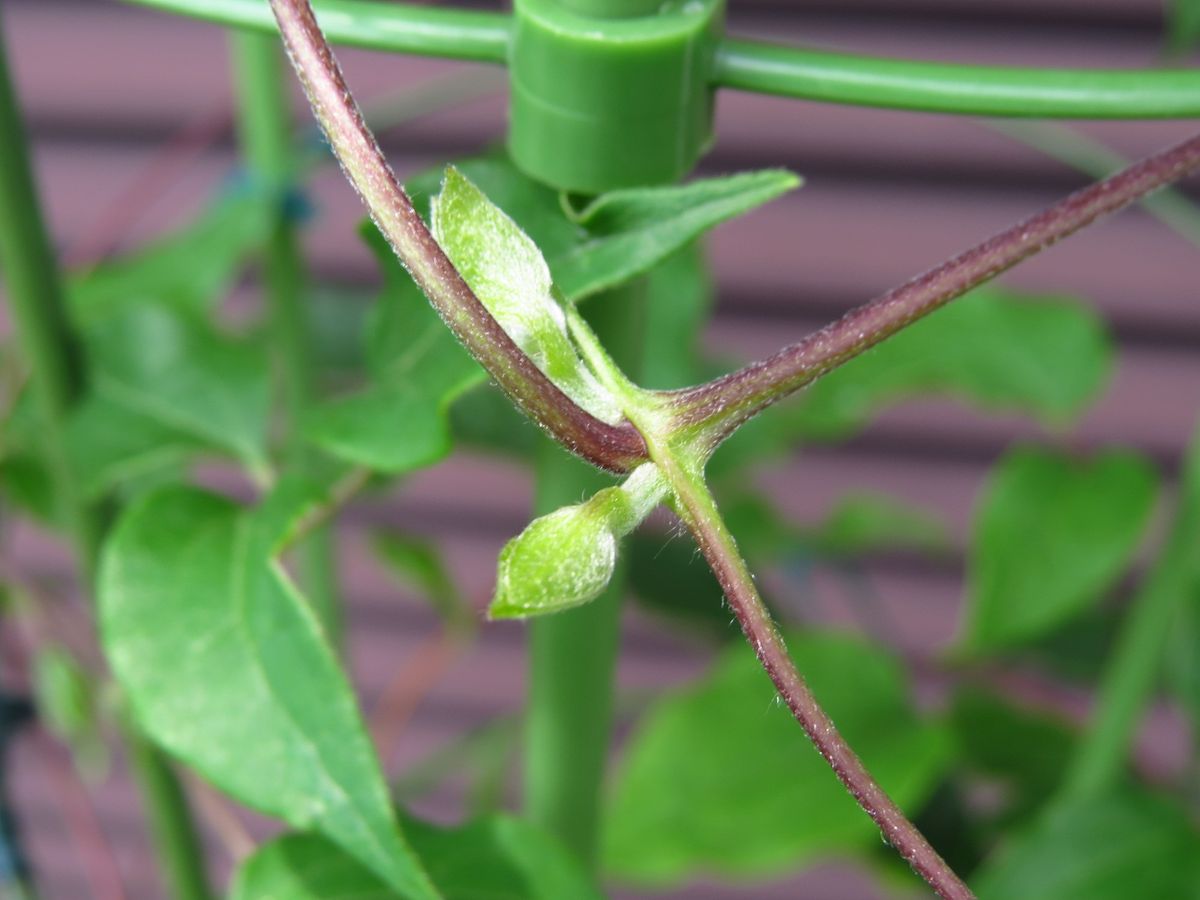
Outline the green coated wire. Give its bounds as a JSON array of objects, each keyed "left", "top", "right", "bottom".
[
  {"left": 124, "top": 0, "right": 511, "bottom": 62},
  {"left": 715, "top": 39, "right": 1200, "bottom": 119},
  {"left": 121, "top": 0, "right": 1200, "bottom": 119}
]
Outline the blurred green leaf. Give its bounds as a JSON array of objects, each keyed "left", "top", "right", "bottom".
[
  {"left": 85, "top": 305, "right": 271, "bottom": 474},
  {"left": 67, "top": 190, "right": 273, "bottom": 326},
  {"left": 1168, "top": 0, "right": 1200, "bottom": 55},
  {"left": 0, "top": 452, "right": 57, "bottom": 526},
  {"left": 555, "top": 170, "right": 799, "bottom": 302},
  {"left": 973, "top": 789, "right": 1200, "bottom": 899},
  {"left": 628, "top": 532, "right": 737, "bottom": 639},
  {"left": 232, "top": 814, "right": 603, "bottom": 900},
  {"left": 449, "top": 385, "right": 539, "bottom": 459},
  {"left": 604, "top": 633, "right": 951, "bottom": 884},
  {"left": 963, "top": 447, "right": 1158, "bottom": 651},
  {"left": 803, "top": 493, "right": 951, "bottom": 559},
  {"left": 100, "top": 481, "right": 438, "bottom": 899},
  {"left": 372, "top": 532, "right": 472, "bottom": 632},
  {"left": 65, "top": 393, "right": 203, "bottom": 499},
  {"left": 305, "top": 225, "right": 483, "bottom": 473},
  {"left": 791, "top": 287, "right": 1112, "bottom": 442},
  {"left": 949, "top": 687, "right": 1075, "bottom": 827}
]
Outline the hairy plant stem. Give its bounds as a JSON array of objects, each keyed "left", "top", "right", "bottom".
[
  {"left": 267, "top": 0, "right": 646, "bottom": 473},
  {"left": 566, "top": 310, "right": 973, "bottom": 898},
  {"left": 657, "top": 447, "right": 972, "bottom": 899},
  {"left": 668, "top": 132, "right": 1200, "bottom": 446},
  {"left": 0, "top": 16, "right": 212, "bottom": 900},
  {"left": 1063, "top": 424, "right": 1200, "bottom": 798},
  {"left": 231, "top": 28, "right": 340, "bottom": 641}
]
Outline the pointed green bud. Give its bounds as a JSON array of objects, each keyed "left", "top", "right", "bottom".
[{"left": 489, "top": 464, "right": 666, "bottom": 619}]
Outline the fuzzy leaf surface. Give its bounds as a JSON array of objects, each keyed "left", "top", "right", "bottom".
[
  {"left": 431, "top": 166, "right": 621, "bottom": 423},
  {"left": 407, "top": 155, "right": 794, "bottom": 304},
  {"left": 963, "top": 446, "right": 1158, "bottom": 650},
  {"left": 100, "top": 484, "right": 437, "bottom": 899}
]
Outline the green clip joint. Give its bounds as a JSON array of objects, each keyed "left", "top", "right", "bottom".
[{"left": 508, "top": 0, "right": 724, "bottom": 193}]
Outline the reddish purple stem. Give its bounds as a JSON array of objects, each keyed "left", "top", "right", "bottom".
[{"left": 669, "top": 132, "right": 1200, "bottom": 442}]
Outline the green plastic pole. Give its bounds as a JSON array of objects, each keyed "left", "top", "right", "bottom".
[
  {"left": 0, "top": 13, "right": 213, "bottom": 900},
  {"left": 508, "top": 0, "right": 722, "bottom": 192},
  {"left": 513, "top": 0, "right": 679, "bottom": 864},
  {"left": 526, "top": 281, "right": 646, "bottom": 868},
  {"left": 230, "top": 30, "right": 341, "bottom": 641}
]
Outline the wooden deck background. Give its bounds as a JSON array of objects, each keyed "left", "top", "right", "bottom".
[{"left": 2, "top": 0, "right": 1198, "bottom": 897}]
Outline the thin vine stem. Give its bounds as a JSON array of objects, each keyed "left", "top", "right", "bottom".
[
  {"left": 267, "top": 0, "right": 646, "bottom": 473},
  {"left": 652, "top": 447, "right": 974, "bottom": 900},
  {"left": 667, "top": 132, "right": 1200, "bottom": 446}
]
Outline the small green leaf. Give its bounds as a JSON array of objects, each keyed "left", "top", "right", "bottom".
[
  {"left": 555, "top": 169, "right": 799, "bottom": 302},
  {"left": 489, "top": 464, "right": 666, "bottom": 619},
  {"left": 604, "top": 632, "right": 951, "bottom": 884},
  {"left": 431, "top": 167, "right": 621, "bottom": 424},
  {"left": 85, "top": 305, "right": 271, "bottom": 474},
  {"left": 406, "top": 154, "right": 793, "bottom": 305},
  {"left": 232, "top": 814, "right": 603, "bottom": 900},
  {"left": 973, "top": 790, "right": 1200, "bottom": 899},
  {"left": 963, "top": 446, "right": 1158, "bottom": 651},
  {"left": 305, "top": 224, "right": 483, "bottom": 472},
  {"left": 100, "top": 482, "right": 438, "bottom": 899},
  {"left": 792, "top": 287, "right": 1112, "bottom": 441},
  {"left": 67, "top": 190, "right": 274, "bottom": 326}
]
